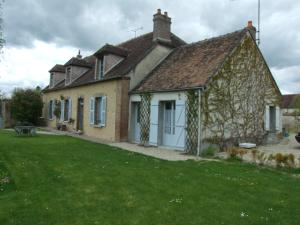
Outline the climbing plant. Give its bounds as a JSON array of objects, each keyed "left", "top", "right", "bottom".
[
  {"left": 202, "top": 36, "right": 281, "bottom": 150},
  {"left": 139, "top": 93, "right": 151, "bottom": 146},
  {"left": 185, "top": 90, "right": 199, "bottom": 154}
]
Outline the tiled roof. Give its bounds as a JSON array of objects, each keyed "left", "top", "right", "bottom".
[
  {"left": 45, "top": 32, "right": 185, "bottom": 92},
  {"left": 49, "top": 64, "right": 65, "bottom": 73},
  {"left": 64, "top": 57, "right": 93, "bottom": 68},
  {"left": 282, "top": 94, "right": 300, "bottom": 108},
  {"left": 94, "top": 44, "right": 128, "bottom": 58},
  {"left": 134, "top": 29, "right": 247, "bottom": 93}
]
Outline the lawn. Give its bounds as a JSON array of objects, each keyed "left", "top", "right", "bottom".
[{"left": 1, "top": 131, "right": 300, "bottom": 225}]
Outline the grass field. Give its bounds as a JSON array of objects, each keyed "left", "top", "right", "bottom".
[{"left": 1, "top": 130, "right": 300, "bottom": 225}]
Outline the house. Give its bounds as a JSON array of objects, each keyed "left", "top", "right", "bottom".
[
  {"left": 43, "top": 9, "right": 282, "bottom": 153},
  {"left": 281, "top": 94, "right": 300, "bottom": 132},
  {"left": 0, "top": 99, "right": 14, "bottom": 128},
  {"left": 43, "top": 9, "right": 185, "bottom": 142}
]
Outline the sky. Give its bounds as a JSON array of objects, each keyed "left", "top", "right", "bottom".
[{"left": 0, "top": 0, "right": 299, "bottom": 95}]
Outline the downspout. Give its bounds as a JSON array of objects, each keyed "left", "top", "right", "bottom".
[{"left": 197, "top": 88, "right": 203, "bottom": 157}]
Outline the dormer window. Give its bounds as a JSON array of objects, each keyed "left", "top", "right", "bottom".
[
  {"left": 96, "top": 58, "right": 104, "bottom": 80},
  {"left": 66, "top": 67, "right": 71, "bottom": 85},
  {"left": 50, "top": 73, "right": 54, "bottom": 88}
]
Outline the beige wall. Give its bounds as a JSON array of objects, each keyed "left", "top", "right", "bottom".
[
  {"left": 43, "top": 79, "right": 129, "bottom": 142},
  {"left": 129, "top": 44, "right": 172, "bottom": 90}
]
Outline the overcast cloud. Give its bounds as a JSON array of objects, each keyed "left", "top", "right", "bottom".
[{"left": 0, "top": 0, "right": 299, "bottom": 95}]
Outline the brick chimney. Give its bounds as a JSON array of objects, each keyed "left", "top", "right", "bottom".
[
  {"left": 153, "top": 9, "right": 171, "bottom": 42},
  {"left": 246, "top": 21, "right": 257, "bottom": 40}
]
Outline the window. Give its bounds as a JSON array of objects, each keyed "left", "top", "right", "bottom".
[
  {"left": 48, "top": 100, "right": 54, "bottom": 119},
  {"left": 90, "top": 96, "right": 106, "bottom": 126},
  {"left": 164, "top": 101, "right": 176, "bottom": 135},
  {"left": 96, "top": 58, "right": 104, "bottom": 80},
  {"left": 60, "top": 98, "right": 72, "bottom": 121},
  {"left": 50, "top": 73, "right": 54, "bottom": 88},
  {"left": 66, "top": 67, "right": 71, "bottom": 84}
]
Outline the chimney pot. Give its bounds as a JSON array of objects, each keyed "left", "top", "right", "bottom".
[
  {"left": 246, "top": 20, "right": 256, "bottom": 41},
  {"left": 153, "top": 9, "right": 171, "bottom": 42}
]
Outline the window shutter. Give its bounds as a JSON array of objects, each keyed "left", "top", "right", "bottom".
[
  {"left": 100, "top": 96, "right": 107, "bottom": 126},
  {"left": 149, "top": 101, "right": 159, "bottom": 146},
  {"left": 51, "top": 100, "right": 55, "bottom": 119},
  {"left": 275, "top": 106, "right": 280, "bottom": 131},
  {"left": 48, "top": 101, "right": 51, "bottom": 119},
  {"left": 264, "top": 105, "right": 270, "bottom": 131},
  {"left": 68, "top": 98, "right": 72, "bottom": 121},
  {"left": 60, "top": 100, "right": 65, "bottom": 121},
  {"left": 90, "top": 97, "right": 95, "bottom": 125},
  {"left": 175, "top": 100, "right": 186, "bottom": 148}
]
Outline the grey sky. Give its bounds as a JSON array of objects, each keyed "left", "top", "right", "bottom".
[{"left": 1, "top": 0, "right": 300, "bottom": 94}]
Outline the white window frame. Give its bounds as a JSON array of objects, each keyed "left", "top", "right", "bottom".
[
  {"left": 65, "top": 67, "right": 71, "bottom": 85},
  {"left": 61, "top": 98, "right": 72, "bottom": 122},
  {"left": 96, "top": 57, "right": 105, "bottom": 80},
  {"left": 50, "top": 73, "right": 54, "bottom": 88},
  {"left": 90, "top": 95, "right": 106, "bottom": 127}
]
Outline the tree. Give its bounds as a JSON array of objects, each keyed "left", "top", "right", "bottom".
[
  {"left": 10, "top": 88, "right": 43, "bottom": 125},
  {"left": 0, "top": 0, "right": 5, "bottom": 54}
]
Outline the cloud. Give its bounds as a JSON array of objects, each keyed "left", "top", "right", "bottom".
[
  {"left": 0, "top": 41, "right": 91, "bottom": 94},
  {"left": 0, "top": 0, "right": 300, "bottom": 94}
]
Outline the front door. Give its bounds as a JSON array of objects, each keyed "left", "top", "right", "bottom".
[
  {"left": 134, "top": 102, "right": 141, "bottom": 142},
  {"left": 163, "top": 101, "right": 176, "bottom": 147},
  {"left": 77, "top": 98, "right": 84, "bottom": 131}
]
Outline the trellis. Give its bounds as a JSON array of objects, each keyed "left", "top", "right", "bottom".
[
  {"left": 139, "top": 93, "right": 151, "bottom": 146},
  {"left": 185, "top": 90, "right": 200, "bottom": 154}
]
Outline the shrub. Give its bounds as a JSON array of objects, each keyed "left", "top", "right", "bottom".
[
  {"left": 201, "top": 146, "right": 218, "bottom": 158},
  {"left": 251, "top": 149, "right": 258, "bottom": 162},
  {"left": 257, "top": 152, "right": 266, "bottom": 165},
  {"left": 227, "top": 147, "right": 239, "bottom": 159},
  {"left": 10, "top": 88, "right": 43, "bottom": 125},
  {"left": 238, "top": 149, "right": 247, "bottom": 159}
]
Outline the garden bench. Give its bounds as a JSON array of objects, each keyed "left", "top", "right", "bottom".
[{"left": 14, "top": 126, "right": 37, "bottom": 136}]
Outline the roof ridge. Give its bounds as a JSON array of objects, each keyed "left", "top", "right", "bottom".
[
  {"left": 116, "top": 32, "right": 153, "bottom": 47},
  {"left": 177, "top": 28, "right": 245, "bottom": 50}
]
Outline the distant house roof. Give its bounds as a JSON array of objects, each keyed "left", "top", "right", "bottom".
[
  {"left": 49, "top": 64, "right": 65, "bottom": 73},
  {"left": 133, "top": 29, "right": 247, "bottom": 93},
  {"left": 44, "top": 32, "right": 185, "bottom": 92},
  {"left": 282, "top": 94, "right": 300, "bottom": 108}
]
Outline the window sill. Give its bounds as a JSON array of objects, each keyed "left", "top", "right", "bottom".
[
  {"left": 48, "top": 118, "right": 54, "bottom": 121},
  {"left": 93, "top": 124, "right": 105, "bottom": 128}
]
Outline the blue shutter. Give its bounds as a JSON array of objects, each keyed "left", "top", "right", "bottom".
[
  {"left": 90, "top": 97, "right": 95, "bottom": 125},
  {"left": 100, "top": 96, "right": 107, "bottom": 127},
  {"left": 60, "top": 100, "right": 65, "bottom": 121},
  {"left": 51, "top": 100, "right": 55, "bottom": 119},
  {"left": 68, "top": 98, "right": 72, "bottom": 121}
]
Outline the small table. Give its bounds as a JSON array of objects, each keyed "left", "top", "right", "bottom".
[{"left": 14, "top": 126, "right": 37, "bottom": 136}]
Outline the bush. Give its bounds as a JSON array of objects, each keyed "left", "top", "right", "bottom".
[
  {"left": 10, "top": 88, "right": 43, "bottom": 125},
  {"left": 201, "top": 146, "right": 218, "bottom": 157}
]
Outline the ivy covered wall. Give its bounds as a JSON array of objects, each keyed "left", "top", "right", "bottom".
[{"left": 201, "top": 34, "right": 281, "bottom": 149}]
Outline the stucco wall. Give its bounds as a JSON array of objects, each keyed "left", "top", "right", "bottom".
[
  {"left": 129, "top": 45, "right": 172, "bottom": 90},
  {"left": 43, "top": 79, "right": 129, "bottom": 142}
]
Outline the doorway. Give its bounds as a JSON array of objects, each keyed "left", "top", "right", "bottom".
[{"left": 162, "top": 101, "right": 176, "bottom": 147}]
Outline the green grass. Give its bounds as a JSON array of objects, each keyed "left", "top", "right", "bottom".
[{"left": 1, "top": 131, "right": 300, "bottom": 225}]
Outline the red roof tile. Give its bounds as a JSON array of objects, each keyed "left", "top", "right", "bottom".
[{"left": 134, "top": 29, "right": 247, "bottom": 93}]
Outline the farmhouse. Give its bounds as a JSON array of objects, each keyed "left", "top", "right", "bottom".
[{"left": 43, "top": 9, "right": 282, "bottom": 153}]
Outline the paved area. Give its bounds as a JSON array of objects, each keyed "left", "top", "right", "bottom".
[
  {"left": 35, "top": 128, "right": 199, "bottom": 161},
  {"left": 258, "top": 133, "right": 300, "bottom": 156},
  {"left": 110, "top": 142, "right": 198, "bottom": 161}
]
